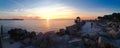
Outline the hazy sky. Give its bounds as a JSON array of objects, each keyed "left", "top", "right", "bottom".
[{"left": 0, "top": 0, "right": 120, "bottom": 19}]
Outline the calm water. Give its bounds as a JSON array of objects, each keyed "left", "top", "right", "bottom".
[{"left": 0, "top": 19, "right": 74, "bottom": 33}]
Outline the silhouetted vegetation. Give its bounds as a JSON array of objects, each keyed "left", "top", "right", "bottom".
[{"left": 98, "top": 13, "right": 120, "bottom": 22}]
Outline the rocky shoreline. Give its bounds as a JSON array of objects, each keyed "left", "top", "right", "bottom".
[{"left": 1, "top": 17, "right": 120, "bottom": 48}]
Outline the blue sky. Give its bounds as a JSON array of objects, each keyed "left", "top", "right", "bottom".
[{"left": 0, "top": 0, "right": 120, "bottom": 19}]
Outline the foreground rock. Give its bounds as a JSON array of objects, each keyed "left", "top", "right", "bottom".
[{"left": 3, "top": 16, "right": 120, "bottom": 48}]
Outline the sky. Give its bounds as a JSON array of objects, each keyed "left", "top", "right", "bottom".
[{"left": 0, "top": 0, "right": 120, "bottom": 20}]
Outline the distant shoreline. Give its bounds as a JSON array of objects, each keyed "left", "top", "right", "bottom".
[{"left": 0, "top": 19, "right": 24, "bottom": 20}]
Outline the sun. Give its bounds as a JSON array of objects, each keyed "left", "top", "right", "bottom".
[
  {"left": 40, "top": 7, "right": 53, "bottom": 20},
  {"left": 37, "top": 5, "right": 76, "bottom": 20}
]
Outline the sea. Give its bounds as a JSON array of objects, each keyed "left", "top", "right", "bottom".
[{"left": 0, "top": 19, "right": 74, "bottom": 33}]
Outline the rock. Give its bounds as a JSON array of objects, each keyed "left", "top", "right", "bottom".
[
  {"left": 81, "top": 33, "right": 89, "bottom": 38},
  {"left": 21, "top": 38, "right": 31, "bottom": 45},
  {"left": 99, "top": 32, "right": 110, "bottom": 38},
  {"left": 98, "top": 36, "right": 115, "bottom": 48},
  {"left": 61, "top": 35, "right": 71, "bottom": 41},
  {"left": 114, "top": 39, "right": 120, "bottom": 48},
  {"left": 66, "top": 25, "right": 78, "bottom": 35},
  {"left": 57, "top": 29, "right": 66, "bottom": 36},
  {"left": 8, "top": 28, "right": 28, "bottom": 41},
  {"left": 29, "top": 31, "right": 36, "bottom": 39},
  {"left": 68, "top": 39, "right": 85, "bottom": 48},
  {"left": 11, "top": 42, "right": 23, "bottom": 48},
  {"left": 25, "top": 46, "right": 34, "bottom": 48}
]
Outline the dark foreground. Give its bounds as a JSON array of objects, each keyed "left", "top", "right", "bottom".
[{"left": 1, "top": 19, "right": 120, "bottom": 48}]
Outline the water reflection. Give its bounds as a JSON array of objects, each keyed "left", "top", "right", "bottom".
[
  {"left": 46, "top": 19, "right": 50, "bottom": 29},
  {"left": 0, "top": 20, "right": 74, "bottom": 33}
]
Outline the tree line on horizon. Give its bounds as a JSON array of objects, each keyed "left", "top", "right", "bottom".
[{"left": 98, "top": 13, "right": 120, "bottom": 22}]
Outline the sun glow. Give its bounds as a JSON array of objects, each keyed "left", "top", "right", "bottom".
[
  {"left": 8, "top": 4, "right": 77, "bottom": 20},
  {"left": 40, "top": 7, "right": 53, "bottom": 20},
  {"left": 37, "top": 4, "right": 76, "bottom": 20}
]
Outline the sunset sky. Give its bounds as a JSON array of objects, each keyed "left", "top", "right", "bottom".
[{"left": 0, "top": 0, "right": 120, "bottom": 20}]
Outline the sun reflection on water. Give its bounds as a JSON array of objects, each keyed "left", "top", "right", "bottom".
[{"left": 46, "top": 19, "right": 50, "bottom": 29}]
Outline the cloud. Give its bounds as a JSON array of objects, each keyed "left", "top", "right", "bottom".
[
  {"left": 0, "top": 3, "right": 112, "bottom": 20},
  {"left": 1, "top": 4, "right": 78, "bottom": 19}
]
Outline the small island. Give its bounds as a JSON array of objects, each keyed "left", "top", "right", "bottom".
[{"left": 0, "top": 19, "right": 24, "bottom": 21}]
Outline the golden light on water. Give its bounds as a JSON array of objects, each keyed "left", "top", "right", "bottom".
[{"left": 46, "top": 19, "right": 50, "bottom": 28}]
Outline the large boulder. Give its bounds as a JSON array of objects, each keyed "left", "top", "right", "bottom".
[{"left": 8, "top": 28, "right": 28, "bottom": 41}]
